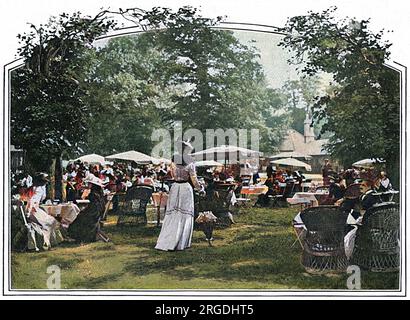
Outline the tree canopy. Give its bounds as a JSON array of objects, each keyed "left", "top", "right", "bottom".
[
  {"left": 83, "top": 35, "right": 164, "bottom": 156},
  {"left": 11, "top": 11, "right": 117, "bottom": 166},
  {"left": 83, "top": 7, "right": 287, "bottom": 155},
  {"left": 12, "top": 5, "right": 399, "bottom": 183},
  {"left": 279, "top": 7, "right": 400, "bottom": 184},
  {"left": 277, "top": 76, "right": 322, "bottom": 135}
]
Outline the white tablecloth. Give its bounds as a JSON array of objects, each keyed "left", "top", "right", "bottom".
[
  {"left": 41, "top": 203, "right": 81, "bottom": 227},
  {"left": 287, "top": 192, "right": 328, "bottom": 207}
]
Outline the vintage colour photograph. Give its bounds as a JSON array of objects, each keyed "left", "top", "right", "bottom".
[{"left": 1, "top": 0, "right": 407, "bottom": 298}]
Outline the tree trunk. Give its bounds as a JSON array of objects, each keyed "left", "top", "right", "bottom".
[
  {"left": 49, "top": 158, "right": 56, "bottom": 200},
  {"left": 54, "top": 153, "right": 63, "bottom": 201}
]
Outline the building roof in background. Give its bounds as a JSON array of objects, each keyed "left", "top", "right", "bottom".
[
  {"left": 279, "top": 129, "right": 328, "bottom": 156},
  {"left": 269, "top": 151, "right": 312, "bottom": 160}
]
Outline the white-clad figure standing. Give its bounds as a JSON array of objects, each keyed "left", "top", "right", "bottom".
[{"left": 155, "top": 141, "right": 202, "bottom": 251}]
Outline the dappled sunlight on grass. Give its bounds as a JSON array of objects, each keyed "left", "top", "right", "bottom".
[{"left": 11, "top": 206, "right": 399, "bottom": 290}]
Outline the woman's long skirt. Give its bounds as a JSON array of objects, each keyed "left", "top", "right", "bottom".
[
  {"left": 155, "top": 182, "right": 194, "bottom": 251},
  {"left": 28, "top": 207, "right": 59, "bottom": 249}
]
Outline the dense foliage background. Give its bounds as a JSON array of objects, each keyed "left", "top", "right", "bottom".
[{"left": 11, "top": 6, "right": 401, "bottom": 191}]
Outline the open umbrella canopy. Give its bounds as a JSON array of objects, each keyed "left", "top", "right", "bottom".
[
  {"left": 352, "top": 158, "right": 385, "bottom": 169},
  {"left": 105, "top": 150, "right": 157, "bottom": 164},
  {"left": 191, "top": 145, "right": 261, "bottom": 164},
  {"left": 152, "top": 157, "right": 172, "bottom": 165},
  {"left": 73, "top": 153, "right": 106, "bottom": 165},
  {"left": 194, "top": 160, "right": 224, "bottom": 167},
  {"left": 270, "top": 157, "right": 312, "bottom": 171},
  {"left": 270, "top": 151, "right": 312, "bottom": 160}
]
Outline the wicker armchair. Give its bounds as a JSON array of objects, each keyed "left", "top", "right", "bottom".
[
  {"left": 300, "top": 206, "right": 349, "bottom": 273},
  {"left": 117, "top": 185, "right": 154, "bottom": 226},
  {"left": 116, "top": 192, "right": 127, "bottom": 211},
  {"left": 351, "top": 202, "right": 400, "bottom": 272}
]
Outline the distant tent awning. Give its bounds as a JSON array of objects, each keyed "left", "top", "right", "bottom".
[
  {"left": 270, "top": 157, "right": 312, "bottom": 171},
  {"left": 152, "top": 157, "right": 172, "bottom": 165},
  {"left": 194, "top": 160, "right": 224, "bottom": 167},
  {"left": 191, "top": 145, "right": 262, "bottom": 164},
  {"left": 105, "top": 150, "right": 157, "bottom": 164},
  {"left": 73, "top": 154, "right": 106, "bottom": 165},
  {"left": 352, "top": 158, "right": 385, "bottom": 169},
  {"left": 270, "top": 151, "right": 312, "bottom": 160}
]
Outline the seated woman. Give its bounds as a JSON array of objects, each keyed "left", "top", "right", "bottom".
[
  {"left": 379, "top": 171, "right": 392, "bottom": 191},
  {"left": 342, "top": 168, "right": 358, "bottom": 187},
  {"left": 65, "top": 173, "right": 77, "bottom": 202},
  {"left": 335, "top": 170, "right": 382, "bottom": 221},
  {"left": 141, "top": 171, "right": 155, "bottom": 187},
  {"left": 378, "top": 171, "right": 395, "bottom": 202},
  {"left": 68, "top": 175, "right": 107, "bottom": 243},
  {"left": 359, "top": 171, "right": 383, "bottom": 215},
  {"left": 26, "top": 173, "right": 59, "bottom": 250},
  {"left": 321, "top": 176, "right": 345, "bottom": 205},
  {"left": 337, "top": 183, "right": 361, "bottom": 218},
  {"left": 203, "top": 172, "right": 216, "bottom": 200},
  {"left": 338, "top": 169, "right": 382, "bottom": 259},
  {"left": 254, "top": 176, "right": 276, "bottom": 207}
]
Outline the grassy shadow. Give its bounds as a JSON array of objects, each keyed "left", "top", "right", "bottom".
[{"left": 10, "top": 207, "right": 399, "bottom": 290}]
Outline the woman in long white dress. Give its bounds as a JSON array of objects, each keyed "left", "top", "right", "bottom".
[{"left": 155, "top": 141, "right": 202, "bottom": 251}]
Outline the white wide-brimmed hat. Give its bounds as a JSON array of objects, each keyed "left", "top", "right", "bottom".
[{"left": 84, "top": 174, "right": 106, "bottom": 188}]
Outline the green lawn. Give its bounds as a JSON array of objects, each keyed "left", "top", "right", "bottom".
[{"left": 11, "top": 206, "right": 399, "bottom": 290}]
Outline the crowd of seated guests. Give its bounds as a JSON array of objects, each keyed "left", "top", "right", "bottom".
[
  {"left": 319, "top": 167, "right": 394, "bottom": 207},
  {"left": 12, "top": 160, "right": 171, "bottom": 246},
  {"left": 334, "top": 169, "right": 394, "bottom": 218},
  {"left": 254, "top": 166, "right": 308, "bottom": 207},
  {"left": 61, "top": 160, "right": 170, "bottom": 203},
  {"left": 293, "top": 168, "right": 396, "bottom": 230},
  {"left": 337, "top": 169, "right": 396, "bottom": 259},
  {"left": 293, "top": 168, "right": 397, "bottom": 258}
]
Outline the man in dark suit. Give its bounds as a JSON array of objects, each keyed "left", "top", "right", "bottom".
[
  {"left": 266, "top": 163, "right": 274, "bottom": 178},
  {"left": 321, "top": 158, "right": 333, "bottom": 186}
]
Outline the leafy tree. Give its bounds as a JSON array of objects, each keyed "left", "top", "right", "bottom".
[
  {"left": 11, "top": 11, "right": 116, "bottom": 198},
  {"left": 280, "top": 76, "right": 322, "bottom": 134},
  {"left": 83, "top": 35, "right": 166, "bottom": 155},
  {"left": 279, "top": 7, "right": 400, "bottom": 186},
  {"left": 121, "top": 7, "right": 285, "bottom": 151},
  {"left": 86, "top": 7, "right": 287, "bottom": 154},
  {"left": 11, "top": 5, "right": 289, "bottom": 198}
]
